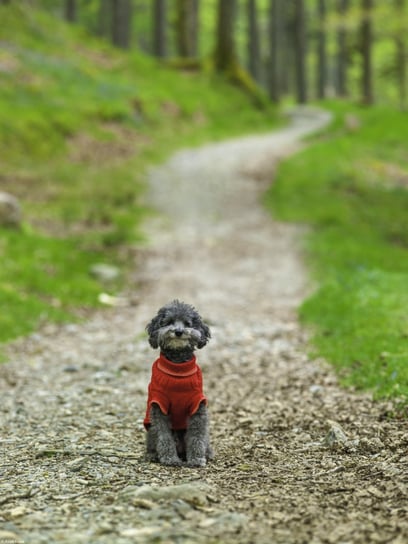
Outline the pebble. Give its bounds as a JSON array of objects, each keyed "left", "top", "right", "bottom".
[
  {"left": 0, "top": 191, "right": 21, "bottom": 227},
  {"left": 0, "top": 531, "right": 21, "bottom": 541},
  {"left": 89, "top": 263, "right": 120, "bottom": 282},
  {"left": 119, "top": 483, "right": 211, "bottom": 508},
  {"left": 323, "top": 420, "right": 348, "bottom": 447}
]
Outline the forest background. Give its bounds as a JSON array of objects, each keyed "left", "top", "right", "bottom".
[{"left": 0, "top": 0, "right": 407, "bottom": 409}]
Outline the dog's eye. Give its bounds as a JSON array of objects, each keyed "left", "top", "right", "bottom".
[{"left": 184, "top": 319, "right": 192, "bottom": 328}]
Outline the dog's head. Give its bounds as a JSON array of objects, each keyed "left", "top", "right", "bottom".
[{"left": 146, "top": 300, "right": 211, "bottom": 360}]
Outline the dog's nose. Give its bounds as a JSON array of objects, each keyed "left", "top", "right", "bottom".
[{"left": 175, "top": 329, "right": 183, "bottom": 337}]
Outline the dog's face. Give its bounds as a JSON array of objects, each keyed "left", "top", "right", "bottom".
[{"left": 146, "top": 300, "right": 211, "bottom": 355}]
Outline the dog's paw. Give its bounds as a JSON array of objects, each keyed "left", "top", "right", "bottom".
[
  {"left": 187, "top": 457, "right": 207, "bottom": 468},
  {"left": 160, "top": 456, "right": 183, "bottom": 467}
]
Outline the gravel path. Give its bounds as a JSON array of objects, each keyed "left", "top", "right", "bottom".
[{"left": 1, "top": 108, "right": 407, "bottom": 544}]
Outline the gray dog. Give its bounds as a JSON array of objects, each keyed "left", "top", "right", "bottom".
[{"left": 143, "top": 300, "right": 213, "bottom": 467}]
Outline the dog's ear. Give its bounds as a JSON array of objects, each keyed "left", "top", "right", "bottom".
[
  {"left": 197, "top": 321, "right": 211, "bottom": 349},
  {"left": 145, "top": 314, "right": 160, "bottom": 349}
]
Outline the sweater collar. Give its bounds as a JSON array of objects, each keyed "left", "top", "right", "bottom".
[{"left": 157, "top": 353, "right": 198, "bottom": 377}]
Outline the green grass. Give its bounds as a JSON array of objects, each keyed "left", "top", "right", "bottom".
[
  {"left": 265, "top": 101, "right": 408, "bottom": 405},
  {"left": 0, "top": 229, "right": 106, "bottom": 342},
  {"left": 0, "top": 3, "right": 278, "bottom": 345}
]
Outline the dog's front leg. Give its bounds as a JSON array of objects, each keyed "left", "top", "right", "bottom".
[
  {"left": 186, "top": 402, "right": 210, "bottom": 467},
  {"left": 149, "top": 403, "right": 182, "bottom": 466}
]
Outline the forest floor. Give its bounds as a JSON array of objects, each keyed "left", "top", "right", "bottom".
[{"left": 1, "top": 108, "right": 407, "bottom": 544}]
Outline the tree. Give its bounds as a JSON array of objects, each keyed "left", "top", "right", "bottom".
[
  {"left": 153, "top": 0, "right": 167, "bottom": 57},
  {"left": 268, "top": 0, "right": 289, "bottom": 101},
  {"left": 361, "top": 0, "right": 374, "bottom": 104},
  {"left": 214, "top": 0, "right": 238, "bottom": 72},
  {"left": 337, "top": 0, "right": 349, "bottom": 97},
  {"left": 316, "top": 0, "right": 327, "bottom": 99},
  {"left": 175, "top": 0, "right": 199, "bottom": 58},
  {"left": 293, "top": 0, "right": 307, "bottom": 103},
  {"left": 65, "top": 0, "right": 77, "bottom": 22},
  {"left": 112, "top": 0, "right": 132, "bottom": 49},
  {"left": 395, "top": 0, "right": 407, "bottom": 110},
  {"left": 98, "top": 0, "right": 111, "bottom": 37},
  {"left": 268, "top": 0, "right": 285, "bottom": 101},
  {"left": 247, "top": 0, "right": 261, "bottom": 82}
]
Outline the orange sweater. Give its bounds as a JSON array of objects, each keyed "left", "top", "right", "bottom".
[{"left": 144, "top": 354, "right": 207, "bottom": 431}]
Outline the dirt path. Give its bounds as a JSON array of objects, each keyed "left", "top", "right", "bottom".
[{"left": 1, "top": 108, "right": 407, "bottom": 544}]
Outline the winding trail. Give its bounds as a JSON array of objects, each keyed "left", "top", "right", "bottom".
[{"left": 1, "top": 108, "right": 407, "bottom": 544}]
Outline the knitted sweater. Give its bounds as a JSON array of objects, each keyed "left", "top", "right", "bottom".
[{"left": 144, "top": 353, "right": 207, "bottom": 431}]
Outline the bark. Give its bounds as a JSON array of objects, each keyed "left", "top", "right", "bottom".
[
  {"left": 268, "top": 0, "right": 285, "bottom": 102},
  {"left": 153, "top": 0, "right": 167, "bottom": 58},
  {"left": 395, "top": 0, "right": 407, "bottom": 110},
  {"left": 214, "top": 0, "right": 238, "bottom": 72},
  {"left": 112, "top": 0, "right": 132, "bottom": 49},
  {"left": 360, "top": 0, "right": 373, "bottom": 104},
  {"left": 247, "top": 0, "right": 261, "bottom": 82},
  {"left": 65, "top": 0, "right": 77, "bottom": 22},
  {"left": 293, "top": 0, "right": 307, "bottom": 103},
  {"left": 98, "top": 0, "right": 111, "bottom": 37},
  {"left": 175, "top": 0, "right": 200, "bottom": 58},
  {"left": 316, "top": 0, "right": 327, "bottom": 99},
  {"left": 337, "top": 0, "right": 349, "bottom": 97}
]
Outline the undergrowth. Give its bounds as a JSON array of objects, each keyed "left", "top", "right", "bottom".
[
  {"left": 0, "top": 3, "right": 277, "bottom": 344},
  {"left": 265, "top": 101, "right": 408, "bottom": 406}
]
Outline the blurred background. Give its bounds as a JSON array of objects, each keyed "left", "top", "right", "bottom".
[{"left": 0, "top": 0, "right": 407, "bottom": 404}]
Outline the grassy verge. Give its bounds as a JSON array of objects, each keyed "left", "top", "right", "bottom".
[
  {"left": 265, "top": 102, "right": 408, "bottom": 407},
  {"left": 0, "top": 4, "right": 278, "bottom": 345}
]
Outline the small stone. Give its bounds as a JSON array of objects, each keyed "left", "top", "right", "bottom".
[
  {"left": 359, "top": 436, "right": 385, "bottom": 453},
  {"left": 199, "top": 512, "right": 248, "bottom": 531},
  {"left": 63, "top": 365, "right": 79, "bottom": 373},
  {"left": 119, "top": 483, "right": 211, "bottom": 508},
  {"left": 66, "top": 458, "right": 85, "bottom": 472},
  {"left": 323, "top": 420, "right": 348, "bottom": 447},
  {"left": 0, "top": 191, "right": 22, "bottom": 227},
  {"left": 6, "top": 505, "right": 31, "bottom": 519},
  {"left": 309, "top": 384, "right": 323, "bottom": 395},
  {"left": 0, "top": 531, "right": 21, "bottom": 540},
  {"left": 90, "top": 263, "right": 120, "bottom": 282},
  {"left": 120, "top": 527, "right": 160, "bottom": 538}
]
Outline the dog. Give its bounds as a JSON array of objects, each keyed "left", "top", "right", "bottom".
[{"left": 143, "top": 300, "right": 213, "bottom": 467}]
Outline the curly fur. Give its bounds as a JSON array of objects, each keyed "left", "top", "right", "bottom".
[{"left": 145, "top": 300, "right": 213, "bottom": 467}]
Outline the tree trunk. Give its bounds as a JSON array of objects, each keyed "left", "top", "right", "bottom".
[
  {"left": 360, "top": 0, "right": 373, "bottom": 104},
  {"left": 175, "top": 0, "right": 199, "bottom": 58},
  {"left": 268, "top": 0, "right": 285, "bottom": 102},
  {"left": 98, "top": 0, "right": 111, "bottom": 37},
  {"left": 65, "top": 0, "right": 77, "bottom": 22},
  {"left": 293, "top": 0, "right": 307, "bottom": 103},
  {"left": 152, "top": 0, "right": 167, "bottom": 57},
  {"left": 279, "top": 1, "right": 291, "bottom": 95},
  {"left": 112, "top": 0, "right": 132, "bottom": 49},
  {"left": 214, "top": 0, "right": 238, "bottom": 72},
  {"left": 190, "top": 0, "right": 200, "bottom": 57},
  {"left": 337, "top": 0, "right": 349, "bottom": 97},
  {"left": 247, "top": 0, "right": 261, "bottom": 82},
  {"left": 316, "top": 0, "right": 327, "bottom": 99},
  {"left": 395, "top": 0, "right": 407, "bottom": 110}
]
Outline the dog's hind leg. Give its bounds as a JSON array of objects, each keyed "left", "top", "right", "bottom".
[
  {"left": 145, "top": 427, "right": 159, "bottom": 462},
  {"left": 186, "top": 402, "right": 210, "bottom": 467},
  {"left": 149, "top": 404, "right": 182, "bottom": 466}
]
